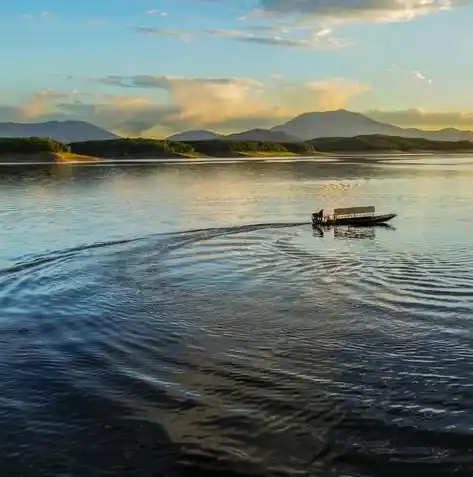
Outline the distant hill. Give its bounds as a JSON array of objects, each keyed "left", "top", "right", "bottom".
[
  {"left": 402, "top": 127, "right": 473, "bottom": 142},
  {"left": 0, "top": 120, "right": 119, "bottom": 143},
  {"left": 271, "top": 110, "right": 393, "bottom": 140},
  {"left": 167, "top": 130, "right": 225, "bottom": 141},
  {"left": 271, "top": 109, "right": 473, "bottom": 143},
  {"left": 167, "top": 128, "right": 302, "bottom": 143},
  {"left": 167, "top": 110, "right": 473, "bottom": 144},
  {"left": 226, "top": 128, "right": 302, "bottom": 143},
  {"left": 7, "top": 111, "right": 473, "bottom": 146}
]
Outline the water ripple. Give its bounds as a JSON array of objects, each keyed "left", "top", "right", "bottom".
[{"left": 1, "top": 222, "right": 473, "bottom": 475}]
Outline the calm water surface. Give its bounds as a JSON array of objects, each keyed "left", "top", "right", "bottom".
[{"left": 1, "top": 156, "right": 473, "bottom": 476}]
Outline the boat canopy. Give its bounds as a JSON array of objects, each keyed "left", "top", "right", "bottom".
[{"left": 333, "top": 206, "right": 375, "bottom": 217}]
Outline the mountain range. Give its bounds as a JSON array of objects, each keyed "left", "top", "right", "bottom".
[
  {"left": 0, "top": 120, "right": 118, "bottom": 143},
  {"left": 1, "top": 111, "right": 473, "bottom": 144},
  {"left": 168, "top": 128, "right": 302, "bottom": 143},
  {"left": 168, "top": 110, "right": 473, "bottom": 143}
]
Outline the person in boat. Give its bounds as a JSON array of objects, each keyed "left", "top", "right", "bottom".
[{"left": 312, "top": 209, "right": 324, "bottom": 223}]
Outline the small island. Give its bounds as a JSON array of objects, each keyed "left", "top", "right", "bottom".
[{"left": 1, "top": 135, "right": 473, "bottom": 164}]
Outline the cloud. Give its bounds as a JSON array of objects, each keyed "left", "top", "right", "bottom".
[
  {"left": 0, "top": 89, "right": 92, "bottom": 123},
  {"left": 248, "top": 0, "right": 465, "bottom": 24},
  {"left": 365, "top": 108, "right": 473, "bottom": 129},
  {"left": 134, "top": 27, "right": 194, "bottom": 42},
  {"left": 0, "top": 75, "right": 369, "bottom": 137},
  {"left": 389, "top": 64, "right": 433, "bottom": 83},
  {"left": 187, "top": 1, "right": 468, "bottom": 54},
  {"left": 134, "top": 24, "right": 353, "bottom": 49},
  {"left": 91, "top": 75, "right": 368, "bottom": 122},
  {"left": 16, "top": 90, "right": 81, "bottom": 120},
  {"left": 19, "top": 11, "right": 54, "bottom": 21},
  {"left": 206, "top": 26, "right": 353, "bottom": 48},
  {"left": 8, "top": 84, "right": 473, "bottom": 137},
  {"left": 146, "top": 9, "right": 168, "bottom": 16},
  {"left": 57, "top": 96, "right": 177, "bottom": 136},
  {"left": 245, "top": 25, "right": 291, "bottom": 34},
  {"left": 409, "top": 70, "right": 432, "bottom": 83}
]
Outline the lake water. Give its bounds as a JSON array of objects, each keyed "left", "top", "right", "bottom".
[{"left": 1, "top": 155, "right": 473, "bottom": 476}]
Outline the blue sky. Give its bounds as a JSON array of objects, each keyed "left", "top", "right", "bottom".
[{"left": 1, "top": 0, "right": 473, "bottom": 136}]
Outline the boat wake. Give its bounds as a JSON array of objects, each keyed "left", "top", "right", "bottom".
[{"left": 1, "top": 221, "right": 473, "bottom": 476}]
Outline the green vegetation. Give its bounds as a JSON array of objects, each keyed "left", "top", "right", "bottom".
[
  {"left": 68, "top": 138, "right": 316, "bottom": 158},
  {"left": 69, "top": 138, "right": 194, "bottom": 158},
  {"left": 281, "top": 142, "right": 319, "bottom": 154},
  {"left": 177, "top": 139, "right": 316, "bottom": 157},
  {"left": 1, "top": 134, "right": 472, "bottom": 163},
  {"left": 0, "top": 137, "right": 70, "bottom": 154},
  {"left": 312, "top": 135, "right": 473, "bottom": 152}
]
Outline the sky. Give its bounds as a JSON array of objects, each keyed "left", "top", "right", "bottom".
[{"left": 1, "top": 0, "right": 473, "bottom": 136}]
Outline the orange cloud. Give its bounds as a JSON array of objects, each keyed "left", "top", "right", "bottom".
[
  {"left": 0, "top": 75, "right": 370, "bottom": 136},
  {"left": 365, "top": 108, "right": 473, "bottom": 129}
]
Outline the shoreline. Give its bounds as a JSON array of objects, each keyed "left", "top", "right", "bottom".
[
  {"left": 0, "top": 149, "right": 472, "bottom": 166},
  {"left": 2, "top": 135, "right": 473, "bottom": 165},
  {"left": 0, "top": 152, "right": 103, "bottom": 164},
  {"left": 53, "top": 152, "right": 103, "bottom": 162}
]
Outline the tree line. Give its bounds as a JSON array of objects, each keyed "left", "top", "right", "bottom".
[
  {"left": 0, "top": 137, "right": 316, "bottom": 157},
  {"left": 1, "top": 135, "right": 472, "bottom": 158},
  {"left": 312, "top": 135, "right": 473, "bottom": 152},
  {"left": 0, "top": 137, "right": 70, "bottom": 153}
]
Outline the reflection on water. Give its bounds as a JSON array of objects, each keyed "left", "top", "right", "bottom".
[
  {"left": 334, "top": 226, "right": 376, "bottom": 239},
  {"left": 1, "top": 155, "right": 473, "bottom": 476},
  {"left": 311, "top": 225, "right": 383, "bottom": 239}
]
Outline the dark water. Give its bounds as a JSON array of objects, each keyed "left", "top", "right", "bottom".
[{"left": 1, "top": 156, "right": 473, "bottom": 476}]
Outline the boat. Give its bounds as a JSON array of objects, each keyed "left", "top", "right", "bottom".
[{"left": 311, "top": 206, "right": 396, "bottom": 227}]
